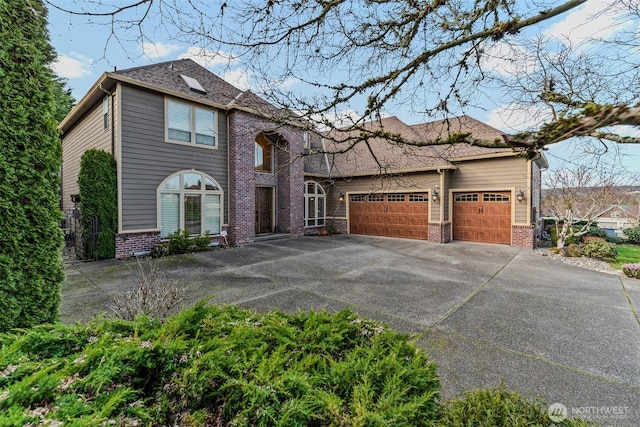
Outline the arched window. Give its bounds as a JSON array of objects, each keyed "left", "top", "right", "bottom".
[
  {"left": 158, "top": 171, "right": 223, "bottom": 238},
  {"left": 304, "top": 181, "right": 326, "bottom": 227},
  {"left": 255, "top": 134, "right": 273, "bottom": 172}
]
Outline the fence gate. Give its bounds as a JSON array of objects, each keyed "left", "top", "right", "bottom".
[{"left": 61, "top": 209, "right": 100, "bottom": 261}]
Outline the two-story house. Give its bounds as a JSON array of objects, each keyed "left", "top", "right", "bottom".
[{"left": 60, "top": 59, "right": 546, "bottom": 259}]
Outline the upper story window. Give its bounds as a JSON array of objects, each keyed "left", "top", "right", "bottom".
[
  {"left": 255, "top": 134, "right": 273, "bottom": 173},
  {"left": 166, "top": 98, "right": 216, "bottom": 148}
]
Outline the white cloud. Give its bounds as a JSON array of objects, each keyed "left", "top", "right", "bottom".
[
  {"left": 485, "top": 104, "right": 553, "bottom": 133},
  {"left": 480, "top": 41, "right": 537, "bottom": 76},
  {"left": 140, "top": 41, "right": 181, "bottom": 59},
  {"left": 178, "top": 46, "right": 237, "bottom": 68},
  {"left": 50, "top": 53, "right": 93, "bottom": 79},
  {"left": 222, "top": 69, "right": 250, "bottom": 90},
  {"left": 545, "top": 0, "right": 632, "bottom": 46}
]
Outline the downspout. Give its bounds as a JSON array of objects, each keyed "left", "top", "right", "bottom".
[
  {"left": 99, "top": 84, "right": 115, "bottom": 156},
  {"left": 227, "top": 111, "right": 231, "bottom": 236}
]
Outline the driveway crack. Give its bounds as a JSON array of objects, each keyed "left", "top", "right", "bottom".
[
  {"left": 620, "top": 276, "right": 640, "bottom": 328},
  {"left": 422, "top": 248, "right": 522, "bottom": 335}
]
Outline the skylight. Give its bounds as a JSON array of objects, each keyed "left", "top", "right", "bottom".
[{"left": 180, "top": 74, "right": 206, "bottom": 94}]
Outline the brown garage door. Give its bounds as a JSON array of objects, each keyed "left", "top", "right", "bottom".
[
  {"left": 453, "top": 192, "right": 511, "bottom": 244},
  {"left": 349, "top": 193, "right": 429, "bottom": 239}
]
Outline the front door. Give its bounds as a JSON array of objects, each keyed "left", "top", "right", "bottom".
[{"left": 255, "top": 187, "right": 273, "bottom": 234}]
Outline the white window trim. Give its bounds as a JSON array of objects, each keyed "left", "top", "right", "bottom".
[
  {"left": 157, "top": 170, "right": 224, "bottom": 238},
  {"left": 304, "top": 181, "right": 326, "bottom": 228},
  {"left": 165, "top": 97, "right": 218, "bottom": 149}
]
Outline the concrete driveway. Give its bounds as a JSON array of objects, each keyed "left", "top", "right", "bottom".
[{"left": 62, "top": 234, "right": 640, "bottom": 425}]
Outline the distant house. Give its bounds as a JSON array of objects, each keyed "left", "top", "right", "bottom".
[
  {"left": 60, "top": 59, "right": 546, "bottom": 259},
  {"left": 594, "top": 205, "right": 639, "bottom": 236}
]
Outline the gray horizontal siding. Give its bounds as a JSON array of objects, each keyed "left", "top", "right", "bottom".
[{"left": 120, "top": 85, "right": 228, "bottom": 231}]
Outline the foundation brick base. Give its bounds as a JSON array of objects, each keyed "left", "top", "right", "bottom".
[
  {"left": 512, "top": 224, "right": 536, "bottom": 248},
  {"left": 116, "top": 231, "right": 161, "bottom": 259},
  {"left": 428, "top": 222, "right": 451, "bottom": 243}
]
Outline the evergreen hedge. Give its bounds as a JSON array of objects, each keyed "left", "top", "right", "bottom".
[
  {"left": 78, "top": 149, "right": 117, "bottom": 259},
  {"left": 0, "top": 0, "right": 64, "bottom": 331},
  {"left": 0, "top": 303, "right": 441, "bottom": 426}
]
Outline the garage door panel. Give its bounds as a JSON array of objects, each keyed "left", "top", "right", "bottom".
[
  {"left": 453, "top": 192, "right": 511, "bottom": 245},
  {"left": 349, "top": 193, "right": 428, "bottom": 240}
]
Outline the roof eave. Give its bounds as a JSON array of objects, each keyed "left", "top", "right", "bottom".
[
  {"left": 59, "top": 72, "right": 112, "bottom": 132},
  {"left": 448, "top": 151, "right": 518, "bottom": 162}
]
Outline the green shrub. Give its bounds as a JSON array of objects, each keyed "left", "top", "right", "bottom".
[
  {"left": 606, "top": 235, "right": 624, "bottom": 245},
  {"left": 586, "top": 225, "right": 607, "bottom": 239},
  {"left": 623, "top": 226, "right": 640, "bottom": 244},
  {"left": 581, "top": 241, "right": 618, "bottom": 262},
  {"left": 436, "top": 383, "right": 591, "bottom": 426},
  {"left": 150, "top": 243, "right": 169, "bottom": 258},
  {"left": 567, "top": 243, "right": 583, "bottom": 257},
  {"left": 167, "top": 229, "right": 191, "bottom": 255},
  {"left": 0, "top": 303, "right": 441, "bottom": 426},
  {"left": 0, "top": 0, "right": 65, "bottom": 332},
  {"left": 190, "top": 236, "right": 212, "bottom": 251},
  {"left": 78, "top": 149, "right": 117, "bottom": 259},
  {"left": 622, "top": 264, "right": 640, "bottom": 279}
]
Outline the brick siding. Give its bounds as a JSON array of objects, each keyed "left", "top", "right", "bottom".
[
  {"left": 228, "top": 110, "right": 305, "bottom": 245},
  {"left": 427, "top": 222, "right": 452, "bottom": 243},
  {"left": 512, "top": 224, "right": 536, "bottom": 248},
  {"left": 115, "top": 231, "right": 161, "bottom": 259}
]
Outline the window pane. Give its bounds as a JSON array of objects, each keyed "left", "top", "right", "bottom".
[
  {"left": 204, "top": 177, "right": 219, "bottom": 191},
  {"left": 255, "top": 135, "right": 272, "bottom": 172},
  {"left": 168, "top": 100, "right": 191, "bottom": 142},
  {"left": 183, "top": 173, "right": 201, "bottom": 190},
  {"left": 184, "top": 194, "right": 201, "bottom": 235},
  {"left": 306, "top": 196, "right": 316, "bottom": 226},
  {"left": 306, "top": 182, "right": 315, "bottom": 194},
  {"left": 161, "top": 175, "right": 180, "bottom": 190},
  {"left": 160, "top": 193, "right": 179, "bottom": 238},
  {"left": 195, "top": 108, "right": 215, "bottom": 146},
  {"left": 205, "top": 194, "right": 221, "bottom": 234},
  {"left": 317, "top": 196, "right": 325, "bottom": 225}
]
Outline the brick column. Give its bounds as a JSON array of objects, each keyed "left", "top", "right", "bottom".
[
  {"left": 427, "top": 222, "right": 451, "bottom": 243},
  {"left": 512, "top": 224, "right": 535, "bottom": 248}
]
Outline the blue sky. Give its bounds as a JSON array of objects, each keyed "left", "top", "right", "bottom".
[{"left": 47, "top": 0, "right": 640, "bottom": 175}]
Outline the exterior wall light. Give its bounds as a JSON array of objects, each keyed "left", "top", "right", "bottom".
[
  {"left": 339, "top": 193, "right": 345, "bottom": 203},
  {"left": 431, "top": 188, "right": 439, "bottom": 202},
  {"left": 517, "top": 190, "right": 525, "bottom": 203}
]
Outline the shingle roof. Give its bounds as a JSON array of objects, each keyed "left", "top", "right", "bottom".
[
  {"left": 308, "top": 115, "right": 515, "bottom": 177},
  {"left": 112, "top": 59, "right": 244, "bottom": 107},
  {"left": 316, "top": 116, "right": 454, "bottom": 177},
  {"left": 410, "top": 115, "right": 513, "bottom": 160}
]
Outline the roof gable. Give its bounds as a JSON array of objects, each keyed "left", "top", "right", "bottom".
[{"left": 410, "top": 115, "right": 513, "bottom": 159}]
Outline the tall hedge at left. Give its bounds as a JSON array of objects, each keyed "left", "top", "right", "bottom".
[
  {"left": 0, "top": 0, "right": 65, "bottom": 332},
  {"left": 78, "top": 149, "right": 117, "bottom": 259}
]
